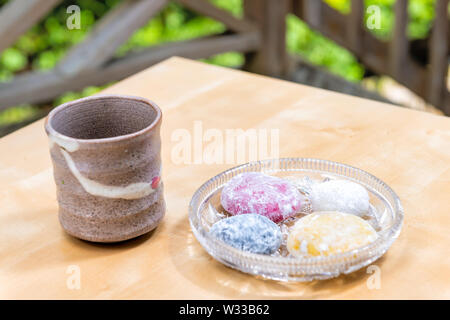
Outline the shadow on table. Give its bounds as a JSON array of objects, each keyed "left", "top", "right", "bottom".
[
  {"left": 2, "top": 202, "right": 167, "bottom": 274},
  {"left": 63, "top": 229, "right": 157, "bottom": 250},
  {"left": 52, "top": 221, "right": 163, "bottom": 264},
  {"left": 168, "top": 216, "right": 390, "bottom": 299}
]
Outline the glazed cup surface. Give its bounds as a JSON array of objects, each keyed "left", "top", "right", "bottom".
[{"left": 45, "top": 94, "right": 165, "bottom": 242}]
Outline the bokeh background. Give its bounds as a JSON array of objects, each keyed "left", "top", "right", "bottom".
[{"left": 0, "top": 0, "right": 445, "bottom": 136}]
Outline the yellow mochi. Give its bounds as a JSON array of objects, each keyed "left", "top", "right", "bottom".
[{"left": 287, "top": 211, "right": 378, "bottom": 257}]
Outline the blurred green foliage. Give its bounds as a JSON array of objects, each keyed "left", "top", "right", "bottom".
[{"left": 0, "top": 0, "right": 439, "bottom": 127}]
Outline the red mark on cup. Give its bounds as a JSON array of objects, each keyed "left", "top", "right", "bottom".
[{"left": 151, "top": 176, "right": 161, "bottom": 189}]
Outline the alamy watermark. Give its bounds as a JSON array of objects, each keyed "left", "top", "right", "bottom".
[
  {"left": 171, "top": 121, "right": 280, "bottom": 165},
  {"left": 66, "top": 5, "right": 81, "bottom": 30},
  {"left": 66, "top": 264, "right": 81, "bottom": 290},
  {"left": 366, "top": 5, "right": 381, "bottom": 30},
  {"left": 366, "top": 264, "right": 381, "bottom": 290}
]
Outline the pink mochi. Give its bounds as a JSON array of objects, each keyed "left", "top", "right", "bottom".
[{"left": 220, "top": 172, "right": 303, "bottom": 223}]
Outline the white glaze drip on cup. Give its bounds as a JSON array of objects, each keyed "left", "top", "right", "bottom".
[
  {"left": 48, "top": 134, "right": 80, "bottom": 152},
  {"left": 49, "top": 133, "right": 156, "bottom": 200}
]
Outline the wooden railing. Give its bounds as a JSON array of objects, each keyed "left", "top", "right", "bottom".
[
  {"left": 291, "top": 0, "right": 449, "bottom": 114},
  {"left": 0, "top": 0, "right": 261, "bottom": 111},
  {"left": 0, "top": 0, "right": 448, "bottom": 116}
]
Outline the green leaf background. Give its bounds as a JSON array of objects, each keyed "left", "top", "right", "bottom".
[{"left": 0, "top": 0, "right": 441, "bottom": 126}]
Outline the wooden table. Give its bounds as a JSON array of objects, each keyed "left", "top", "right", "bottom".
[{"left": 1, "top": 57, "right": 449, "bottom": 299}]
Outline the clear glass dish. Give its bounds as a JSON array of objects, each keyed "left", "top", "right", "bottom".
[{"left": 189, "top": 158, "right": 404, "bottom": 282}]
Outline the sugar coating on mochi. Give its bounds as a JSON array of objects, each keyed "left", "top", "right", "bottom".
[
  {"left": 220, "top": 172, "right": 304, "bottom": 223},
  {"left": 310, "top": 179, "right": 369, "bottom": 216},
  {"left": 209, "top": 214, "right": 282, "bottom": 254},
  {"left": 287, "top": 211, "right": 378, "bottom": 257}
]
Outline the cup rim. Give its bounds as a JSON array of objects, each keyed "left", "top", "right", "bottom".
[{"left": 45, "top": 94, "right": 162, "bottom": 145}]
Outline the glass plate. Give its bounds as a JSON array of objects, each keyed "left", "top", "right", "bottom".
[{"left": 189, "top": 158, "right": 404, "bottom": 282}]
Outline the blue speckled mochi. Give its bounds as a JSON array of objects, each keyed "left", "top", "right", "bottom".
[{"left": 209, "top": 214, "right": 282, "bottom": 254}]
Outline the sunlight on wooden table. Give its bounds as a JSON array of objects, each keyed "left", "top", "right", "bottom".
[{"left": 0, "top": 57, "right": 449, "bottom": 299}]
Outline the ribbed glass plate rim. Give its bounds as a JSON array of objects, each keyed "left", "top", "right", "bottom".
[{"left": 189, "top": 158, "right": 404, "bottom": 269}]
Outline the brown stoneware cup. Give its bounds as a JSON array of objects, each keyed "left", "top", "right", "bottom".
[{"left": 45, "top": 94, "right": 165, "bottom": 242}]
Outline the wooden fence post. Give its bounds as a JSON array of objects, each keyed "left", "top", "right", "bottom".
[
  {"left": 389, "top": 0, "right": 409, "bottom": 81},
  {"left": 243, "top": 0, "right": 290, "bottom": 77},
  {"left": 347, "top": 0, "right": 364, "bottom": 56},
  {"left": 427, "top": 0, "right": 449, "bottom": 113}
]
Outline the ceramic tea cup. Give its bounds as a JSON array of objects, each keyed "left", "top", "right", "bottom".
[{"left": 45, "top": 94, "right": 165, "bottom": 242}]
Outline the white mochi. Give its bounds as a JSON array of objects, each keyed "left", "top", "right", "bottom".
[{"left": 310, "top": 179, "right": 370, "bottom": 216}]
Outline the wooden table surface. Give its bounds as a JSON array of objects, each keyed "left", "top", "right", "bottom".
[{"left": 1, "top": 57, "right": 449, "bottom": 299}]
